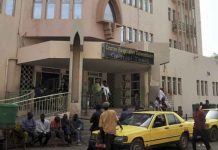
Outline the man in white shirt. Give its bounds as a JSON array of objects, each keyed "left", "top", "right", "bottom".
[
  {"left": 101, "top": 80, "right": 110, "bottom": 102},
  {"left": 36, "top": 114, "right": 51, "bottom": 146},
  {"left": 159, "top": 88, "right": 166, "bottom": 101}
]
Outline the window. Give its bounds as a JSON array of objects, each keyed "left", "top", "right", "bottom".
[
  {"left": 5, "top": 0, "right": 16, "bottom": 16},
  {"left": 169, "top": 39, "right": 172, "bottom": 47},
  {"left": 74, "top": 0, "right": 82, "bottom": 19},
  {"left": 149, "top": 33, "right": 153, "bottom": 42},
  {"left": 132, "top": 0, "right": 136, "bottom": 7},
  {"left": 205, "top": 81, "right": 208, "bottom": 96},
  {"left": 173, "top": 10, "right": 176, "bottom": 21},
  {"left": 104, "top": 2, "right": 115, "bottom": 22},
  {"left": 132, "top": 29, "right": 136, "bottom": 42},
  {"left": 138, "top": 0, "right": 143, "bottom": 9},
  {"left": 61, "top": 0, "right": 70, "bottom": 19},
  {"left": 0, "top": 0, "right": 3, "bottom": 13},
  {"left": 121, "top": 26, "right": 126, "bottom": 42},
  {"left": 166, "top": 114, "right": 181, "bottom": 125},
  {"left": 201, "top": 80, "right": 204, "bottom": 96},
  {"left": 178, "top": 78, "right": 182, "bottom": 95},
  {"left": 216, "top": 82, "right": 218, "bottom": 96},
  {"left": 153, "top": 115, "right": 166, "bottom": 128},
  {"left": 144, "top": 0, "right": 148, "bottom": 12},
  {"left": 173, "top": 77, "right": 177, "bottom": 95},
  {"left": 138, "top": 30, "right": 143, "bottom": 42},
  {"left": 213, "top": 82, "right": 216, "bottom": 96},
  {"left": 168, "top": 8, "right": 171, "bottom": 21},
  {"left": 149, "top": 0, "right": 153, "bottom": 13},
  {"left": 162, "top": 76, "right": 166, "bottom": 92},
  {"left": 167, "top": 77, "right": 172, "bottom": 94},
  {"left": 128, "top": 27, "right": 132, "bottom": 41},
  {"left": 33, "top": 0, "right": 42, "bottom": 19},
  {"left": 197, "top": 80, "right": 200, "bottom": 95},
  {"left": 144, "top": 32, "right": 148, "bottom": 42},
  {"left": 46, "top": 0, "right": 55, "bottom": 19},
  {"left": 174, "top": 40, "right": 177, "bottom": 48}
]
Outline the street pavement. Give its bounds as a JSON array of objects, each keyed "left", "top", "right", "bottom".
[
  {"left": 12, "top": 142, "right": 218, "bottom": 150},
  {"left": 10, "top": 118, "right": 218, "bottom": 150}
]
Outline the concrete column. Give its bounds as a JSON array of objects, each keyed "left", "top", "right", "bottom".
[
  {"left": 140, "top": 70, "right": 149, "bottom": 109},
  {"left": 68, "top": 45, "right": 83, "bottom": 115}
]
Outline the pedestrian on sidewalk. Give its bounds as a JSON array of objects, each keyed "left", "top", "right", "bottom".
[
  {"left": 87, "top": 104, "right": 102, "bottom": 150},
  {"left": 70, "top": 114, "right": 84, "bottom": 145},
  {"left": 192, "top": 104, "right": 211, "bottom": 150},
  {"left": 99, "top": 102, "right": 123, "bottom": 150}
]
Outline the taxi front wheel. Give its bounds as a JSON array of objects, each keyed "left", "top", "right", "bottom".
[
  {"left": 130, "top": 139, "right": 145, "bottom": 150},
  {"left": 209, "top": 127, "right": 218, "bottom": 142},
  {"left": 177, "top": 133, "right": 188, "bottom": 150}
]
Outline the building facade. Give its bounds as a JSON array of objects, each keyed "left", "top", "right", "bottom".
[{"left": 0, "top": 0, "right": 217, "bottom": 116}]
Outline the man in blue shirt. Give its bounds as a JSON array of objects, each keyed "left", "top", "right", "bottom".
[{"left": 21, "top": 112, "right": 37, "bottom": 143}]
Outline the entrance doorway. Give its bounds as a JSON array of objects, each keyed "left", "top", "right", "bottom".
[{"left": 41, "top": 73, "right": 60, "bottom": 95}]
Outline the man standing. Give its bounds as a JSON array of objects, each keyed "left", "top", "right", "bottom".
[
  {"left": 101, "top": 80, "right": 110, "bottom": 102},
  {"left": 36, "top": 114, "right": 51, "bottom": 146},
  {"left": 192, "top": 105, "right": 211, "bottom": 150},
  {"left": 99, "top": 102, "right": 123, "bottom": 150},
  {"left": 159, "top": 88, "right": 166, "bottom": 101}
]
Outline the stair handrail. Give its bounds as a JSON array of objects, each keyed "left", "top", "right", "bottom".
[{"left": 0, "top": 90, "right": 34, "bottom": 103}]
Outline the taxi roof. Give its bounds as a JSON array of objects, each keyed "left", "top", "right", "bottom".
[{"left": 133, "top": 111, "right": 176, "bottom": 115}]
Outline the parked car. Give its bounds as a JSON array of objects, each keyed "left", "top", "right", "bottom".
[
  {"left": 90, "top": 111, "right": 193, "bottom": 150},
  {"left": 204, "top": 109, "right": 218, "bottom": 141}
]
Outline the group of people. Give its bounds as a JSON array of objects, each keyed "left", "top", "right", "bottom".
[
  {"left": 21, "top": 112, "right": 84, "bottom": 146},
  {"left": 153, "top": 88, "right": 171, "bottom": 111},
  {"left": 90, "top": 80, "right": 110, "bottom": 108},
  {"left": 88, "top": 102, "right": 124, "bottom": 150}
]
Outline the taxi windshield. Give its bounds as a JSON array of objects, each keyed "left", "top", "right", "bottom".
[
  {"left": 122, "top": 113, "right": 154, "bottom": 128},
  {"left": 206, "top": 110, "right": 218, "bottom": 119}
]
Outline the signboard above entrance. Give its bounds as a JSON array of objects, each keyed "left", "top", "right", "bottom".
[{"left": 102, "top": 43, "right": 154, "bottom": 64}]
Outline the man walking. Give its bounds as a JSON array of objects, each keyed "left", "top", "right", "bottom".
[
  {"left": 99, "top": 102, "right": 123, "bottom": 150},
  {"left": 192, "top": 104, "right": 211, "bottom": 150}
]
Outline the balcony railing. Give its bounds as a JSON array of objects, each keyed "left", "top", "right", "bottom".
[{"left": 172, "top": 21, "right": 186, "bottom": 32}]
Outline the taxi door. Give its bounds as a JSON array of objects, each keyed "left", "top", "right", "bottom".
[
  {"left": 149, "top": 114, "right": 171, "bottom": 146},
  {"left": 165, "top": 113, "right": 184, "bottom": 142}
]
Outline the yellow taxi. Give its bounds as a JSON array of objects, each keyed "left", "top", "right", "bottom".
[
  {"left": 90, "top": 111, "right": 193, "bottom": 150},
  {"left": 203, "top": 109, "right": 218, "bottom": 141}
]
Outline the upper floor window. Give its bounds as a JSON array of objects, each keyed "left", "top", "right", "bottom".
[
  {"left": 0, "top": 0, "right": 3, "bottom": 13},
  {"left": 46, "top": 0, "right": 55, "bottom": 19},
  {"left": 104, "top": 2, "right": 115, "bottom": 22},
  {"left": 197, "top": 80, "right": 200, "bottom": 95},
  {"left": 5, "top": 0, "right": 16, "bottom": 16},
  {"left": 148, "top": 0, "right": 153, "bottom": 13},
  {"left": 74, "top": 0, "right": 82, "bottom": 19},
  {"left": 33, "top": 0, "right": 42, "bottom": 19},
  {"left": 178, "top": 78, "right": 182, "bottom": 95},
  {"left": 168, "top": 8, "right": 171, "bottom": 21},
  {"left": 61, "top": 0, "right": 70, "bottom": 19},
  {"left": 121, "top": 26, "right": 126, "bottom": 42},
  {"left": 138, "top": 0, "right": 143, "bottom": 9},
  {"left": 144, "top": 0, "right": 148, "bottom": 12},
  {"left": 212, "top": 82, "right": 216, "bottom": 96},
  {"left": 138, "top": 30, "right": 143, "bottom": 42}
]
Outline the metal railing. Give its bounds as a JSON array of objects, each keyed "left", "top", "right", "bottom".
[
  {"left": 0, "top": 90, "right": 34, "bottom": 104},
  {"left": 13, "top": 92, "right": 70, "bottom": 117}
]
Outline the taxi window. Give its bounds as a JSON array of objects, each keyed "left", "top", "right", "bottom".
[
  {"left": 166, "top": 114, "right": 181, "bottom": 125},
  {"left": 153, "top": 114, "right": 166, "bottom": 128}
]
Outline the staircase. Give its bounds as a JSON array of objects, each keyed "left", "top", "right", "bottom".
[{"left": 13, "top": 92, "right": 70, "bottom": 118}]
